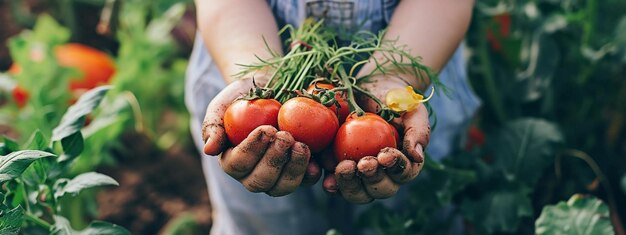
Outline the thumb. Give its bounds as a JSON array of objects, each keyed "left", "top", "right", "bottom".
[
  {"left": 202, "top": 79, "right": 255, "bottom": 155},
  {"left": 401, "top": 104, "right": 430, "bottom": 163}
]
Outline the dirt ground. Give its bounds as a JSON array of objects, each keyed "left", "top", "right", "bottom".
[{"left": 97, "top": 132, "right": 212, "bottom": 234}]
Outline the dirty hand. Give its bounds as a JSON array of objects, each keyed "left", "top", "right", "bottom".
[
  {"left": 202, "top": 77, "right": 322, "bottom": 196},
  {"left": 321, "top": 75, "right": 429, "bottom": 204}
]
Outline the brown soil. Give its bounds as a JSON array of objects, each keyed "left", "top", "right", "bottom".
[{"left": 97, "top": 132, "right": 211, "bottom": 234}]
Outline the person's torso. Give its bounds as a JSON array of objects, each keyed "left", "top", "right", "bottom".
[{"left": 270, "top": 0, "right": 399, "bottom": 33}]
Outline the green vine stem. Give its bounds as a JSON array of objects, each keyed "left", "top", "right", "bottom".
[
  {"left": 477, "top": 18, "right": 507, "bottom": 124},
  {"left": 337, "top": 66, "right": 364, "bottom": 116},
  {"left": 25, "top": 213, "right": 52, "bottom": 231},
  {"left": 556, "top": 149, "right": 625, "bottom": 235}
]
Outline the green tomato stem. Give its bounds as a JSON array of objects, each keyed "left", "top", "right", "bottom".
[
  {"left": 25, "top": 213, "right": 52, "bottom": 231},
  {"left": 337, "top": 66, "right": 364, "bottom": 116}
]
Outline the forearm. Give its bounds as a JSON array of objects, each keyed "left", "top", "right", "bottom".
[
  {"left": 358, "top": 0, "right": 474, "bottom": 90},
  {"left": 195, "top": 0, "right": 282, "bottom": 83}
]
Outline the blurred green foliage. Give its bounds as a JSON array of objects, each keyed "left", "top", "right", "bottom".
[{"left": 358, "top": 0, "right": 626, "bottom": 234}]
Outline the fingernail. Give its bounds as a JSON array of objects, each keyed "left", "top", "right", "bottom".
[
  {"left": 326, "top": 184, "right": 338, "bottom": 193},
  {"left": 379, "top": 155, "right": 398, "bottom": 168},
  {"left": 415, "top": 144, "right": 424, "bottom": 162},
  {"left": 416, "top": 144, "right": 423, "bottom": 153}
]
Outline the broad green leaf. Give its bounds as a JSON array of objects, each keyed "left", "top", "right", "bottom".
[
  {"left": 326, "top": 229, "right": 344, "bottom": 235},
  {"left": 32, "top": 15, "right": 70, "bottom": 45},
  {"left": 53, "top": 172, "right": 118, "bottom": 199},
  {"left": 52, "top": 216, "right": 130, "bottom": 235},
  {"left": 461, "top": 189, "right": 533, "bottom": 234},
  {"left": 0, "top": 150, "right": 55, "bottom": 182},
  {"left": 24, "top": 130, "right": 48, "bottom": 150},
  {"left": 491, "top": 118, "right": 563, "bottom": 185},
  {"left": 535, "top": 194, "right": 614, "bottom": 235},
  {"left": 58, "top": 132, "right": 84, "bottom": 162},
  {"left": 52, "top": 86, "right": 111, "bottom": 142},
  {"left": 76, "top": 221, "right": 131, "bottom": 235},
  {"left": 21, "top": 159, "right": 52, "bottom": 186},
  {"left": 0, "top": 206, "right": 24, "bottom": 235},
  {"left": 2, "top": 138, "right": 19, "bottom": 153}
]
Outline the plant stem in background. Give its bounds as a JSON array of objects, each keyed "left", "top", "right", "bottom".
[
  {"left": 477, "top": 19, "right": 507, "bottom": 124},
  {"left": 557, "top": 149, "right": 625, "bottom": 235},
  {"left": 25, "top": 213, "right": 52, "bottom": 231}
]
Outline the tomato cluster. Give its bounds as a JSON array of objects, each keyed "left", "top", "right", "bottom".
[
  {"left": 7, "top": 43, "right": 116, "bottom": 108},
  {"left": 223, "top": 83, "right": 399, "bottom": 162}
]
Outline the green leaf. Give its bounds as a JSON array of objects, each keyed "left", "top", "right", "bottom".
[
  {"left": 31, "top": 15, "right": 70, "bottom": 45},
  {"left": 326, "top": 229, "right": 344, "bottom": 235},
  {"left": 0, "top": 206, "right": 24, "bottom": 235},
  {"left": 52, "top": 86, "right": 111, "bottom": 142},
  {"left": 491, "top": 118, "right": 563, "bottom": 185},
  {"left": 1, "top": 138, "right": 19, "bottom": 154},
  {"left": 58, "top": 132, "right": 84, "bottom": 162},
  {"left": 0, "top": 150, "right": 55, "bottom": 182},
  {"left": 24, "top": 130, "right": 48, "bottom": 151},
  {"left": 461, "top": 189, "right": 533, "bottom": 234},
  {"left": 53, "top": 172, "right": 118, "bottom": 199},
  {"left": 513, "top": 32, "right": 560, "bottom": 102},
  {"left": 76, "top": 221, "right": 131, "bottom": 235},
  {"left": 145, "top": 3, "right": 186, "bottom": 44},
  {"left": 52, "top": 216, "right": 130, "bottom": 235},
  {"left": 535, "top": 194, "right": 614, "bottom": 235}
]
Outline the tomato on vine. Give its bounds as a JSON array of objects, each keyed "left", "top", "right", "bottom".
[
  {"left": 306, "top": 83, "right": 350, "bottom": 123},
  {"left": 334, "top": 112, "right": 397, "bottom": 162},
  {"left": 224, "top": 98, "right": 282, "bottom": 146},
  {"left": 278, "top": 97, "right": 339, "bottom": 153}
]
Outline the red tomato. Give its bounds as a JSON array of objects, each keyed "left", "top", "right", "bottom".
[
  {"left": 465, "top": 125, "right": 486, "bottom": 151},
  {"left": 55, "top": 43, "right": 116, "bottom": 91},
  {"left": 12, "top": 86, "right": 29, "bottom": 108},
  {"left": 334, "top": 112, "right": 397, "bottom": 162},
  {"left": 278, "top": 97, "right": 339, "bottom": 153},
  {"left": 7, "top": 43, "right": 116, "bottom": 107},
  {"left": 10, "top": 44, "right": 115, "bottom": 90},
  {"left": 224, "top": 99, "right": 281, "bottom": 146},
  {"left": 306, "top": 83, "right": 350, "bottom": 123}
]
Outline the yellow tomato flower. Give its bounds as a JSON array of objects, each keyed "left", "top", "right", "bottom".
[{"left": 386, "top": 86, "right": 434, "bottom": 112}]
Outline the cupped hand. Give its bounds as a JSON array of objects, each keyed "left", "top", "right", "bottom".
[
  {"left": 321, "top": 76, "right": 430, "bottom": 204},
  {"left": 202, "top": 78, "right": 322, "bottom": 196}
]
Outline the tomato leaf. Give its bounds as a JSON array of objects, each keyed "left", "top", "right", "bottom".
[
  {"left": 52, "top": 215, "right": 130, "bottom": 235},
  {"left": 58, "top": 132, "right": 84, "bottom": 163},
  {"left": 53, "top": 172, "right": 118, "bottom": 199},
  {"left": 0, "top": 205, "right": 24, "bottom": 235},
  {"left": 52, "top": 86, "right": 111, "bottom": 142},
  {"left": 461, "top": 188, "right": 533, "bottom": 234},
  {"left": 535, "top": 194, "right": 614, "bottom": 235},
  {"left": 24, "top": 130, "right": 48, "bottom": 151},
  {"left": 0, "top": 150, "right": 55, "bottom": 182},
  {"left": 31, "top": 15, "right": 71, "bottom": 46},
  {"left": 490, "top": 118, "right": 563, "bottom": 185},
  {"left": 1, "top": 137, "right": 19, "bottom": 154}
]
